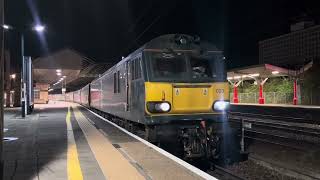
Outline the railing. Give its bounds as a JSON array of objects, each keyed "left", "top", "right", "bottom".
[{"left": 230, "top": 92, "right": 294, "bottom": 104}]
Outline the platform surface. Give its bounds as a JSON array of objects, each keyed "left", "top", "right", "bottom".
[{"left": 3, "top": 102, "right": 214, "bottom": 180}]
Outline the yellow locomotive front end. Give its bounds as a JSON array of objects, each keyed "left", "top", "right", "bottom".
[
  {"left": 145, "top": 82, "right": 229, "bottom": 115},
  {"left": 141, "top": 34, "right": 235, "bottom": 161}
]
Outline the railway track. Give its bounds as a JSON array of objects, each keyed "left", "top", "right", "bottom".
[
  {"left": 240, "top": 118, "right": 320, "bottom": 137},
  {"left": 229, "top": 112, "right": 320, "bottom": 151},
  {"left": 244, "top": 129, "right": 320, "bottom": 151},
  {"left": 208, "top": 165, "right": 245, "bottom": 180},
  {"left": 230, "top": 116, "right": 320, "bottom": 137},
  {"left": 229, "top": 111, "right": 316, "bottom": 124}
]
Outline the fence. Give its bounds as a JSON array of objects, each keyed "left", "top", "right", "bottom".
[{"left": 230, "top": 92, "right": 294, "bottom": 104}]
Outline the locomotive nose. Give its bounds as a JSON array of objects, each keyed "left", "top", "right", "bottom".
[{"left": 172, "top": 84, "right": 212, "bottom": 113}]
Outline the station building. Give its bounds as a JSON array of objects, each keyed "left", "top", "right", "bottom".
[
  {"left": 230, "top": 20, "right": 320, "bottom": 105},
  {"left": 259, "top": 22, "right": 320, "bottom": 67},
  {"left": 3, "top": 50, "right": 21, "bottom": 107}
]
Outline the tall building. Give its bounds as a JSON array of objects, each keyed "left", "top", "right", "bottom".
[{"left": 259, "top": 24, "right": 320, "bottom": 67}]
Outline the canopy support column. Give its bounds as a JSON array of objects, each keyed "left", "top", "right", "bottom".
[
  {"left": 293, "top": 79, "right": 298, "bottom": 105},
  {"left": 228, "top": 80, "right": 242, "bottom": 103},
  {"left": 258, "top": 78, "right": 268, "bottom": 104}
]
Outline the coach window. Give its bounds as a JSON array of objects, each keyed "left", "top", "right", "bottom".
[
  {"left": 136, "top": 58, "right": 142, "bottom": 79},
  {"left": 131, "top": 58, "right": 141, "bottom": 80},
  {"left": 117, "top": 71, "right": 120, "bottom": 93},
  {"left": 131, "top": 59, "right": 135, "bottom": 80},
  {"left": 113, "top": 72, "right": 117, "bottom": 93}
]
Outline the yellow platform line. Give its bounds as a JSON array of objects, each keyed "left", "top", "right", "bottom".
[
  {"left": 72, "top": 105, "right": 144, "bottom": 180},
  {"left": 66, "top": 106, "right": 84, "bottom": 180}
]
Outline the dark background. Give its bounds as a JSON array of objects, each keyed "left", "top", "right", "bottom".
[{"left": 4, "top": 0, "right": 320, "bottom": 69}]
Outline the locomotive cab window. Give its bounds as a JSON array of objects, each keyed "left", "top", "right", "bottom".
[
  {"left": 148, "top": 52, "right": 225, "bottom": 82},
  {"left": 190, "top": 58, "right": 213, "bottom": 78},
  {"left": 151, "top": 53, "right": 187, "bottom": 80}
]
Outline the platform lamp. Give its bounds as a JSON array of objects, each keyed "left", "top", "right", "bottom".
[{"left": 2, "top": 23, "right": 46, "bottom": 117}]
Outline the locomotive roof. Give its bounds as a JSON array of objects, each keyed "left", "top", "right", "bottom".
[
  {"left": 91, "top": 34, "right": 223, "bottom": 85},
  {"left": 143, "top": 34, "right": 220, "bottom": 52}
]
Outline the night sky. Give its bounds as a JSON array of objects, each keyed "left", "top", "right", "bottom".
[{"left": 4, "top": 0, "right": 320, "bottom": 69}]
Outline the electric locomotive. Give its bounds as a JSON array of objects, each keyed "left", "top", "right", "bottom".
[{"left": 78, "top": 34, "right": 230, "bottom": 160}]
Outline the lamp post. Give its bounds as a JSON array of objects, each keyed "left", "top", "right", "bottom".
[
  {"left": 3, "top": 24, "right": 45, "bottom": 117},
  {"left": 1, "top": 0, "right": 5, "bottom": 178},
  {"left": 9, "top": 74, "right": 16, "bottom": 107}
]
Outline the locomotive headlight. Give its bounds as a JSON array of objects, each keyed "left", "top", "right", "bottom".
[
  {"left": 155, "top": 102, "right": 170, "bottom": 112},
  {"left": 213, "top": 101, "right": 230, "bottom": 111},
  {"left": 147, "top": 102, "right": 171, "bottom": 113}
]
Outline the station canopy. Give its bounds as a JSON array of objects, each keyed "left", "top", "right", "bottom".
[
  {"left": 33, "top": 49, "right": 113, "bottom": 91},
  {"left": 227, "top": 63, "right": 308, "bottom": 81}
]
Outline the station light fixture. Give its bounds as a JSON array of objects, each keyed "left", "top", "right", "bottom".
[
  {"left": 33, "top": 24, "right": 45, "bottom": 33},
  {"left": 56, "top": 69, "right": 61, "bottom": 73},
  {"left": 57, "top": 72, "right": 62, "bottom": 76},
  {"left": 2, "top": 24, "right": 11, "bottom": 30},
  {"left": 10, "top": 74, "right": 16, "bottom": 79},
  {"left": 272, "top": 71, "right": 279, "bottom": 75},
  {"left": 234, "top": 76, "right": 241, "bottom": 79},
  {"left": 248, "top": 73, "right": 260, "bottom": 77},
  {"left": 227, "top": 77, "right": 233, "bottom": 80}
]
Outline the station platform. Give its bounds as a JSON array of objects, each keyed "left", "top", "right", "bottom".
[
  {"left": 230, "top": 103, "right": 320, "bottom": 124},
  {"left": 3, "top": 102, "right": 216, "bottom": 180}
]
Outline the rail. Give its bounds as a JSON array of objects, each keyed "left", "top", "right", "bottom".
[
  {"left": 229, "top": 112, "right": 320, "bottom": 151},
  {"left": 208, "top": 165, "right": 245, "bottom": 180}
]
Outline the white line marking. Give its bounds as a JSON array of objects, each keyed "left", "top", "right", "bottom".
[
  {"left": 86, "top": 118, "right": 95, "bottom": 125},
  {"left": 84, "top": 107, "right": 218, "bottom": 180},
  {"left": 119, "top": 148, "right": 137, "bottom": 163},
  {"left": 98, "top": 129, "right": 108, "bottom": 137}
]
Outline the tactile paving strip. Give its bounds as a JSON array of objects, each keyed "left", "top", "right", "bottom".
[{"left": 72, "top": 106, "right": 144, "bottom": 180}]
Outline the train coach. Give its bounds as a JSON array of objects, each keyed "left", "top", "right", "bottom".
[{"left": 75, "top": 34, "right": 235, "bottom": 160}]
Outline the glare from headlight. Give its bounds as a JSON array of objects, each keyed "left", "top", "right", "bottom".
[
  {"left": 214, "top": 101, "right": 230, "bottom": 111},
  {"left": 155, "top": 102, "right": 170, "bottom": 112}
]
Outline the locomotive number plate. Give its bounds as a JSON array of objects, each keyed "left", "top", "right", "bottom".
[{"left": 216, "top": 89, "right": 224, "bottom": 94}]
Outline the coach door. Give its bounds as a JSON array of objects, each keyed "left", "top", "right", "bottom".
[{"left": 125, "top": 61, "right": 131, "bottom": 111}]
